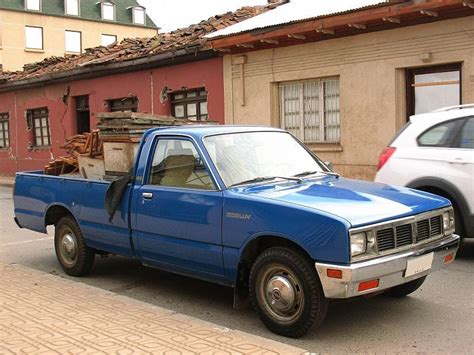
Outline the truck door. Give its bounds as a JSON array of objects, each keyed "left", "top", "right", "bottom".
[{"left": 131, "top": 137, "right": 225, "bottom": 278}]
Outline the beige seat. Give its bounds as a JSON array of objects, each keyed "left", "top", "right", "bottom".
[{"left": 158, "top": 149, "right": 195, "bottom": 187}]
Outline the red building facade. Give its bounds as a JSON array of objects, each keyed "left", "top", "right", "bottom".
[{"left": 0, "top": 57, "right": 224, "bottom": 174}]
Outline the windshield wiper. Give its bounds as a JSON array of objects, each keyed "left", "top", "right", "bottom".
[
  {"left": 293, "top": 170, "right": 340, "bottom": 178},
  {"left": 229, "top": 176, "right": 302, "bottom": 188}
]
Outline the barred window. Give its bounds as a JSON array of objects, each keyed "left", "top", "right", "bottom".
[
  {"left": 279, "top": 78, "right": 340, "bottom": 143},
  {"left": 171, "top": 88, "right": 208, "bottom": 121},
  {"left": 0, "top": 113, "right": 9, "bottom": 149},
  {"left": 28, "top": 108, "right": 51, "bottom": 147}
]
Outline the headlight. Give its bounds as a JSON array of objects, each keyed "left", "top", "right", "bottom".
[
  {"left": 350, "top": 232, "right": 367, "bottom": 257},
  {"left": 442, "top": 210, "right": 455, "bottom": 233}
]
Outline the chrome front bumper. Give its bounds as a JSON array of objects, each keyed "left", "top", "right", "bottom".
[{"left": 315, "top": 234, "right": 460, "bottom": 299}]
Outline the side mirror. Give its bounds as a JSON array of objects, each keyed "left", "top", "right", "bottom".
[{"left": 324, "top": 161, "right": 334, "bottom": 170}]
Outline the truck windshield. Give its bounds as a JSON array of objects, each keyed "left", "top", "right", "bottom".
[{"left": 203, "top": 131, "right": 325, "bottom": 188}]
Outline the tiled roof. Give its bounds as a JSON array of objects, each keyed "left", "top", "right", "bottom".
[
  {"left": 206, "top": 0, "right": 389, "bottom": 39},
  {"left": 0, "top": 0, "right": 157, "bottom": 28},
  {"left": 0, "top": 3, "right": 279, "bottom": 85}
]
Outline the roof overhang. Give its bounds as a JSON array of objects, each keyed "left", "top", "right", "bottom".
[
  {"left": 208, "top": 0, "right": 474, "bottom": 53},
  {"left": 0, "top": 48, "right": 216, "bottom": 93}
]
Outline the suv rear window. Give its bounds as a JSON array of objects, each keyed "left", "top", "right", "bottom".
[{"left": 417, "top": 119, "right": 463, "bottom": 147}]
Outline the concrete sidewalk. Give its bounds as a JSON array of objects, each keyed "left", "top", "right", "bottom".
[
  {"left": 0, "top": 263, "right": 306, "bottom": 354},
  {"left": 0, "top": 175, "right": 14, "bottom": 187}
]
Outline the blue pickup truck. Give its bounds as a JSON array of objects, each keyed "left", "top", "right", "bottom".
[{"left": 14, "top": 126, "right": 460, "bottom": 337}]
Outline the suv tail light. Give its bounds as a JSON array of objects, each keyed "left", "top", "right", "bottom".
[{"left": 377, "top": 147, "right": 396, "bottom": 171}]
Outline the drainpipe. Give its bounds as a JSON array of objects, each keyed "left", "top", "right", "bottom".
[{"left": 233, "top": 55, "right": 247, "bottom": 107}]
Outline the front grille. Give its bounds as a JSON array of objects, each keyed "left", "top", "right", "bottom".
[
  {"left": 376, "top": 228, "right": 395, "bottom": 251},
  {"left": 416, "top": 219, "right": 430, "bottom": 242},
  {"left": 375, "top": 214, "right": 444, "bottom": 253},
  {"left": 430, "top": 216, "right": 442, "bottom": 236},
  {"left": 396, "top": 224, "right": 413, "bottom": 246}
]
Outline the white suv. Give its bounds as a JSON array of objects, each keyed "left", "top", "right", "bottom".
[{"left": 375, "top": 104, "right": 474, "bottom": 238}]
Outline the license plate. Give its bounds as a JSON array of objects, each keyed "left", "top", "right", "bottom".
[{"left": 405, "top": 253, "right": 434, "bottom": 278}]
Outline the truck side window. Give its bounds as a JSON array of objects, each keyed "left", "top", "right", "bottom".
[{"left": 149, "top": 139, "right": 215, "bottom": 190}]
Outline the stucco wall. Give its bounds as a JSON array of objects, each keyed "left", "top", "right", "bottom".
[
  {"left": 0, "top": 9, "right": 157, "bottom": 71},
  {"left": 0, "top": 57, "right": 224, "bottom": 174},
  {"left": 223, "top": 16, "right": 474, "bottom": 180}
]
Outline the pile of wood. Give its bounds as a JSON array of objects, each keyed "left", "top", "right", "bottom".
[
  {"left": 97, "top": 112, "right": 195, "bottom": 143},
  {"left": 44, "top": 130, "right": 103, "bottom": 176}
]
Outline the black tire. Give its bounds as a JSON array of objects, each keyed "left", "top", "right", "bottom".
[
  {"left": 249, "top": 247, "right": 328, "bottom": 338},
  {"left": 385, "top": 276, "right": 427, "bottom": 298},
  {"left": 54, "top": 216, "right": 95, "bottom": 277}
]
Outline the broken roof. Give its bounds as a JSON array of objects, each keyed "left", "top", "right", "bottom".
[
  {"left": 206, "top": 0, "right": 389, "bottom": 39},
  {"left": 0, "top": 2, "right": 282, "bottom": 86}
]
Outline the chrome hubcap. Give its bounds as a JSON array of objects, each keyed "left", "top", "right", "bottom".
[
  {"left": 258, "top": 266, "right": 304, "bottom": 323},
  {"left": 265, "top": 276, "right": 296, "bottom": 312},
  {"left": 60, "top": 232, "right": 78, "bottom": 266}
]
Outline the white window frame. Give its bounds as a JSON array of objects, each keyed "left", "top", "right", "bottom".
[
  {"left": 101, "top": 1, "right": 115, "bottom": 21},
  {"left": 279, "top": 78, "right": 340, "bottom": 143},
  {"left": 101, "top": 34, "right": 117, "bottom": 46},
  {"left": 65, "top": 30, "right": 81, "bottom": 53},
  {"left": 25, "top": 26, "right": 43, "bottom": 50},
  {"left": 25, "top": 0, "right": 41, "bottom": 11},
  {"left": 132, "top": 6, "right": 146, "bottom": 25},
  {"left": 65, "top": 0, "right": 80, "bottom": 16}
]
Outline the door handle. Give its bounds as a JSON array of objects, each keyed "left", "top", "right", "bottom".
[{"left": 142, "top": 192, "right": 153, "bottom": 200}]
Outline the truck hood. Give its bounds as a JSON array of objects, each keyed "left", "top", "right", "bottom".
[{"left": 235, "top": 177, "right": 450, "bottom": 227}]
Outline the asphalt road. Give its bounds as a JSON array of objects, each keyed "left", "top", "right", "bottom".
[{"left": 1, "top": 186, "right": 473, "bottom": 353}]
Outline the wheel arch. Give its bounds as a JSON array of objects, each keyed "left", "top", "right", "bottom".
[
  {"left": 233, "top": 233, "right": 314, "bottom": 309},
  {"left": 44, "top": 204, "right": 75, "bottom": 227},
  {"left": 407, "top": 177, "right": 470, "bottom": 234}
]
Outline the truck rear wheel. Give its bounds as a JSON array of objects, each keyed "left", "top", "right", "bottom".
[
  {"left": 385, "top": 276, "right": 426, "bottom": 298},
  {"left": 249, "top": 247, "right": 328, "bottom": 338},
  {"left": 55, "top": 216, "right": 95, "bottom": 277}
]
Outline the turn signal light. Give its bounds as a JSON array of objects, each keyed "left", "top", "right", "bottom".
[
  {"left": 444, "top": 253, "right": 455, "bottom": 264},
  {"left": 358, "top": 279, "right": 379, "bottom": 292},
  {"left": 327, "top": 269, "right": 343, "bottom": 279}
]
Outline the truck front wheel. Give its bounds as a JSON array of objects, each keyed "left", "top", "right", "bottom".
[
  {"left": 55, "top": 216, "right": 95, "bottom": 277},
  {"left": 249, "top": 247, "right": 328, "bottom": 338}
]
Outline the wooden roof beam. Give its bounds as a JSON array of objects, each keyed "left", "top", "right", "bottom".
[
  {"left": 236, "top": 43, "right": 255, "bottom": 48},
  {"left": 288, "top": 34, "right": 306, "bottom": 40},
  {"left": 261, "top": 39, "right": 279, "bottom": 44},
  {"left": 316, "top": 27, "right": 335, "bottom": 35},
  {"left": 208, "top": 0, "right": 466, "bottom": 49},
  {"left": 463, "top": 1, "right": 474, "bottom": 8},
  {"left": 420, "top": 9, "right": 439, "bottom": 17},
  {"left": 383, "top": 16, "right": 401, "bottom": 23},
  {"left": 348, "top": 23, "right": 367, "bottom": 29}
]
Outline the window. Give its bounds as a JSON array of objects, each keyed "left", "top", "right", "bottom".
[
  {"left": 459, "top": 118, "right": 474, "bottom": 149},
  {"left": 171, "top": 89, "right": 208, "bottom": 121},
  {"left": 0, "top": 113, "right": 10, "bottom": 149},
  {"left": 132, "top": 6, "right": 146, "bottom": 25},
  {"left": 101, "top": 2, "right": 115, "bottom": 21},
  {"left": 149, "top": 139, "right": 215, "bottom": 190},
  {"left": 279, "top": 78, "right": 340, "bottom": 143},
  {"left": 27, "top": 108, "right": 51, "bottom": 147},
  {"left": 75, "top": 96, "right": 90, "bottom": 134},
  {"left": 65, "top": 0, "right": 79, "bottom": 16},
  {"left": 25, "top": 26, "right": 43, "bottom": 50},
  {"left": 418, "top": 119, "right": 463, "bottom": 147},
  {"left": 108, "top": 97, "right": 138, "bottom": 112},
  {"left": 407, "top": 63, "right": 461, "bottom": 118},
  {"left": 25, "top": 0, "right": 40, "bottom": 11},
  {"left": 101, "top": 34, "right": 117, "bottom": 46},
  {"left": 65, "top": 30, "right": 81, "bottom": 53}
]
